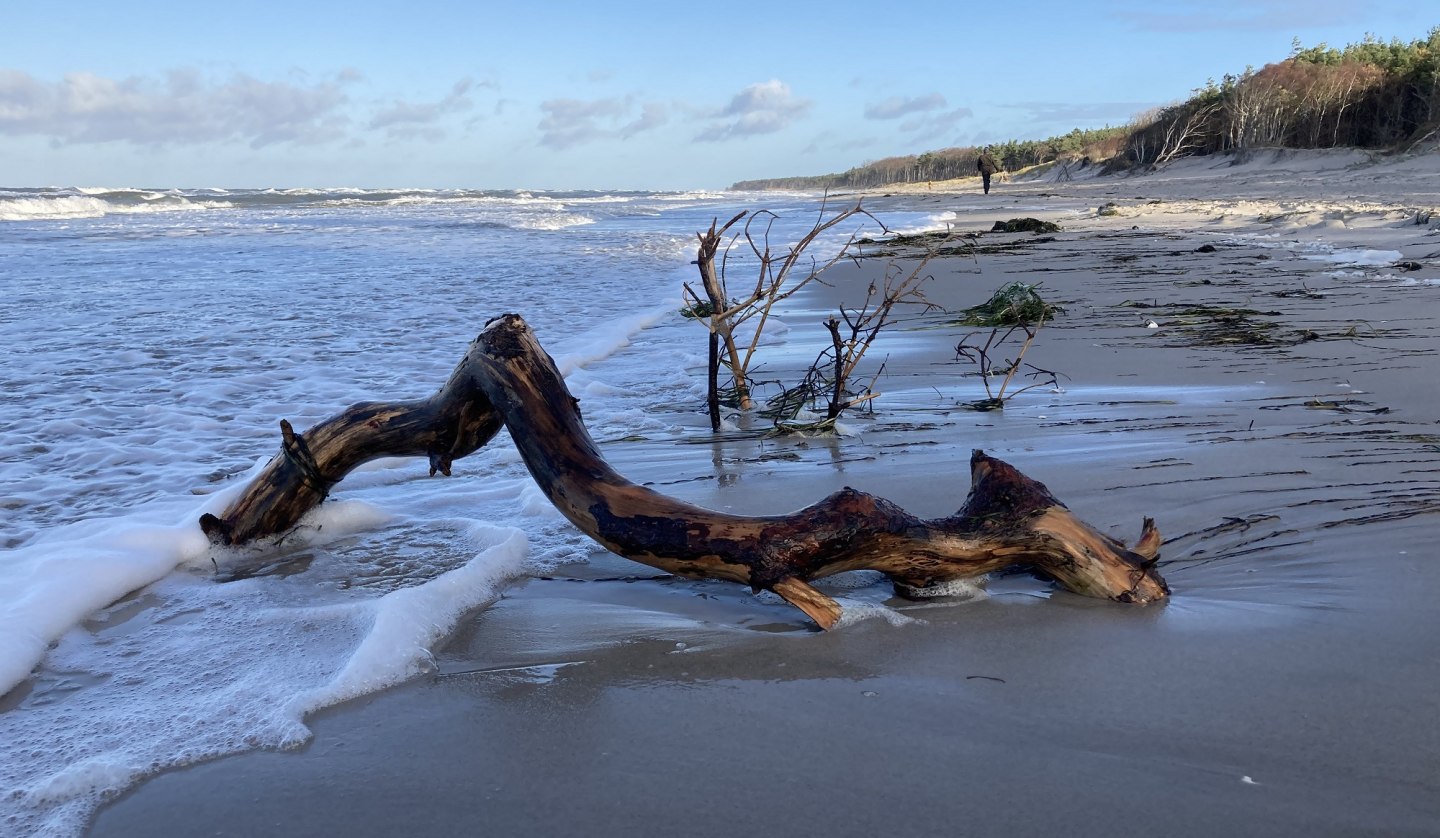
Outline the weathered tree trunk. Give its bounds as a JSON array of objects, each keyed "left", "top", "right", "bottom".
[
  {"left": 202, "top": 314, "right": 1168, "bottom": 627},
  {"left": 695, "top": 215, "right": 752, "bottom": 420},
  {"left": 825, "top": 317, "right": 846, "bottom": 420}
]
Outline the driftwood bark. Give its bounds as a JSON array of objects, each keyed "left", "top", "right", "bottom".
[
  {"left": 202, "top": 313, "right": 1168, "bottom": 627},
  {"left": 199, "top": 362, "right": 502, "bottom": 546}
]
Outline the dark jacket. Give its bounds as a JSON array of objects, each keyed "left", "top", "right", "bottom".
[{"left": 977, "top": 153, "right": 1000, "bottom": 176}]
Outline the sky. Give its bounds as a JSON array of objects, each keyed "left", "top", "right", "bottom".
[{"left": 0, "top": 1, "right": 1434, "bottom": 190}]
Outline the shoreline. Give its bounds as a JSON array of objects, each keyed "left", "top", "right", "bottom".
[{"left": 92, "top": 152, "right": 1440, "bottom": 836}]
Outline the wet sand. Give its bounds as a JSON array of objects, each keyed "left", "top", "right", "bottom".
[{"left": 92, "top": 150, "right": 1440, "bottom": 836}]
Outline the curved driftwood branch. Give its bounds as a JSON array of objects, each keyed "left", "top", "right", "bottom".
[
  {"left": 202, "top": 313, "right": 1169, "bottom": 627},
  {"left": 200, "top": 355, "right": 502, "bottom": 546}
]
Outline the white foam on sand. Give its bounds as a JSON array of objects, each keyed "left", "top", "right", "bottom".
[
  {"left": 832, "top": 597, "right": 921, "bottom": 629},
  {"left": 1302, "top": 246, "right": 1404, "bottom": 266},
  {"left": 290, "top": 525, "right": 529, "bottom": 712},
  {"left": 1, "top": 522, "right": 528, "bottom": 836}
]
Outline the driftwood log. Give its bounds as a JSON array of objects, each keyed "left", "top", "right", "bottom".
[{"left": 202, "top": 313, "right": 1168, "bottom": 628}]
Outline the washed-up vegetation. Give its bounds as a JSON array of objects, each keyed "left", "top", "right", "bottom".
[
  {"left": 957, "top": 282, "right": 1065, "bottom": 326},
  {"left": 990, "top": 218, "right": 1061, "bottom": 234},
  {"left": 953, "top": 283, "right": 1064, "bottom": 410},
  {"left": 856, "top": 229, "right": 977, "bottom": 259},
  {"left": 1118, "top": 300, "right": 1344, "bottom": 347},
  {"left": 682, "top": 202, "right": 939, "bottom": 434}
]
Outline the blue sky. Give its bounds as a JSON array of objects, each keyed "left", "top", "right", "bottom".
[{"left": 0, "top": 1, "right": 1433, "bottom": 189}]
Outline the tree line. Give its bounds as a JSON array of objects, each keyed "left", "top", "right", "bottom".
[
  {"left": 1114, "top": 29, "right": 1440, "bottom": 169},
  {"left": 731, "top": 28, "right": 1440, "bottom": 191},
  {"left": 729, "top": 127, "right": 1126, "bottom": 191}
]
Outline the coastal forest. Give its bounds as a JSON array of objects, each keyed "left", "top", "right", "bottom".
[{"left": 731, "top": 28, "right": 1440, "bottom": 190}]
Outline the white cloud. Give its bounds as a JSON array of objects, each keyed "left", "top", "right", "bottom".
[
  {"left": 537, "top": 96, "right": 670, "bottom": 149},
  {"left": 699, "top": 80, "right": 811, "bottom": 141},
  {"left": 864, "top": 93, "right": 948, "bottom": 120},
  {"left": 898, "top": 107, "right": 974, "bottom": 141},
  {"left": 802, "top": 130, "right": 878, "bottom": 155},
  {"left": 0, "top": 69, "right": 354, "bottom": 148},
  {"left": 621, "top": 102, "right": 669, "bottom": 139},
  {"left": 369, "top": 78, "right": 477, "bottom": 141}
]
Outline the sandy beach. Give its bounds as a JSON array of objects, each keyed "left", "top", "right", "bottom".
[{"left": 89, "top": 150, "right": 1440, "bottom": 836}]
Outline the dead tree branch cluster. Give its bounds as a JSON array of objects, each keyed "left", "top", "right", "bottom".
[{"left": 682, "top": 199, "right": 887, "bottom": 431}]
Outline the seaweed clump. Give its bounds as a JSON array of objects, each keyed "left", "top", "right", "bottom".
[
  {"left": 991, "top": 218, "right": 1061, "bottom": 234},
  {"left": 679, "top": 297, "right": 737, "bottom": 319},
  {"left": 956, "top": 282, "right": 1065, "bottom": 326},
  {"left": 855, "top": 230, "right": 976, "bottom": 258},
  {"left": 1120, "top": 301, "right": 1291, "bottom": 346}
]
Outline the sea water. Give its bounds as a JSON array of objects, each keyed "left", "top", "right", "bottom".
[{"left": 0, "top": 186, "right": 928, "bottom": 834}]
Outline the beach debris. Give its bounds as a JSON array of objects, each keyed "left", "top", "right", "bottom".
[
  {"left": 1393, "top": 260, "right": 1423, "bottom": 271},
  {"left": 1195, "top": 244, "right": 1218, "bottom": 253},
  {"left": 200, "top": 314, "right": 1170, "bottom": 629},
  {"left": 676, "top": 198, "right": 933, "bottom": 434},
  {"left": 953, "top": 283, "right": 1065, "bottom": 409},
  {"left": 955, "top": 281, "right": 1064, "bottom": 326},
  {"left": 1272, "top": 286, "right": 1325, "bottom": 299},
  {"left": 1249, "top": 397, "right": 1391, "bottom": 415},
  {"left": 678, "top": 297, "right": 737, "bottom": 319},
  {"left": 855, "top": 229, "right": 979, "bottom": 259},
  {"left": 1097, "top": 202, "right": 1121, "bottom": 217},
  {"left": 990, "top": 218, "right": 1061, "bottom": 234},
  {"left": 762, "top": 251, "right": 939, "bottom": 434},
  {"left": 1144, "top": 319, "right": 1161, "bottom": 329},
  {"left": 1301, "top": 398, "right": 1390, "bottom": 414},
  {"left": 1113, "top": 302, "right": 1296, "bottom": 347}
]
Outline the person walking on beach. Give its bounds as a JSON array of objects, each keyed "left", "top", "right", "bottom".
[{"left": 977, "top": 147, "right": 1000, "bottom": 195}]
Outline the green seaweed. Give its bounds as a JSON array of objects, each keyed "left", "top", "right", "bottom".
[
  {"left": 679, "top": 297, "right": 738, "bottom": 319},
  {"left": 990, "top": 218, "right": 1062, "bottom": 233},
  {"left": 954, "top": 282, "right": 1064, "bottom": 326}
]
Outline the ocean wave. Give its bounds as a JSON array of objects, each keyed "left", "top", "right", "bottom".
[
  {"left": 0, "top": 196, "right": 111, "bottom": 220},
  {"left": 651, "top": 190, "right": 729, "bottom": 201},
  {"left": 518, "top": 212, "right": 596, "bottom": 231},
  {"left": 581, "top": 234, "right": 693, "bottom": 263},
  {"left": 0, "top": 194, "right": 231, "bottom": 222},
  {"left": 4, "top": 187, "right": 715, "bottom": 219},
  {"left": 74, "top": 187, "right": 148, "bottom": 196}
]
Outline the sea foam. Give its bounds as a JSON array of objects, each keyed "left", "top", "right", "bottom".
[
  {"left": 1, "top": 523, "right": 527, "bottom": 836},
  {"left": 1303, "top": 246, "right": 1404, "bottom": 266}
]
